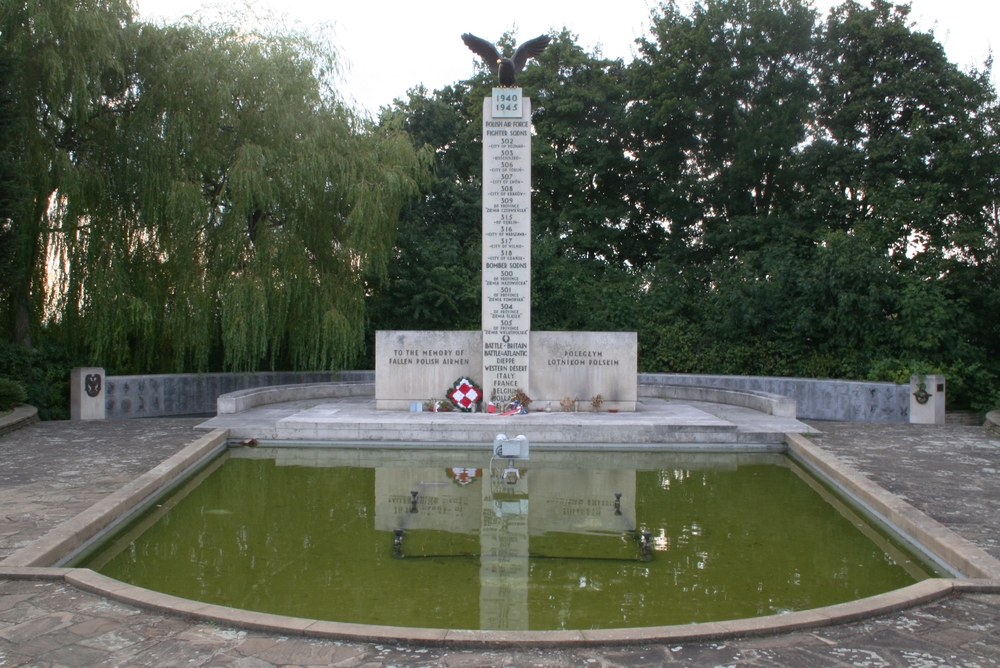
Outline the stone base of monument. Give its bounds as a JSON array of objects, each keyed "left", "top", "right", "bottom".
[
  {"left": 375, "top": 330, "right": 638, "bottom": 411},
  {"left": 271, "top": 402, "right": 736, "bottom": 443},
  {"left": 198, "top": 387, "right": 814, "bottom": 446}
]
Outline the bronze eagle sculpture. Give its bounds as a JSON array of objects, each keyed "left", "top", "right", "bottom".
[{"left": 461, "top": 33, "right": 551, "bottom": 87}]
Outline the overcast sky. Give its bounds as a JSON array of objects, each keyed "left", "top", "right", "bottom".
[{"left": 135, "top": 0, "right": 998, "bottom": 116}]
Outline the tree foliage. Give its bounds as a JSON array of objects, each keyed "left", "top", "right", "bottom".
[
  {"left": 1, "top": 0, "right": 428, "bottom": 373},
  {"left": 368, "top": 2, "right": 1000, "bottom": 410},
  {"left": 2, "top": 0, "right": 998, "bottom": 412},
  {"left": 367, "top": 30, "right": 642, "bottom": 347}
]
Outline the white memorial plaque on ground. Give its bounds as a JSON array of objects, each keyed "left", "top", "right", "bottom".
[{"left": 482, "top": 91, "right": 531, "bottom": 404}]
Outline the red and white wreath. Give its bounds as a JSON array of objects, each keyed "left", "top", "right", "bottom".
[
  {"left": 446, "top": 467, "right": 482, "bottom": 486},
  {"left": 447, "top": 377, "right": 483, "bottom": 412}
]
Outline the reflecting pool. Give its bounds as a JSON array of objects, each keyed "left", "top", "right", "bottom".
[{"left": 78, "top": 449, "right": 939, "bottom": 630}]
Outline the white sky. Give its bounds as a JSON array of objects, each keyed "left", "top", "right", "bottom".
[{"left": 135, "top": 0, "right": 998, "bottom": 116}]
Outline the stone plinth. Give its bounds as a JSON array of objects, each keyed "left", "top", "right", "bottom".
[
  {"left": 910, "top": 374, "right": 946, "bottom": 424},
  {"left": 376, "top": 331, "right": 637, "bottom": 411},
  {"left": 70, "top": 367, "right": 106, "bottom": 420}
]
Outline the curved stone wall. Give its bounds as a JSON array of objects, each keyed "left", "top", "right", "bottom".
[
  {"left": 103, "top": 370, "right": 909, "bottom": 423},
  {"left": 638, "top": 373, "right": 909, "bottom": 422}
]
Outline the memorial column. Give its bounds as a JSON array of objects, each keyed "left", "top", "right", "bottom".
[{"left": 482, "top": 90, "right": 531, "bottom": 405}]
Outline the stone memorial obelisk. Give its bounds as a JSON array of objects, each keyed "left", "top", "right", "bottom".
[
  {"left": 373, "top": 35, "right": 637, "bottom": 412},
  {"left": 482, "top": 90, "right": 531, "bottom": 405}
]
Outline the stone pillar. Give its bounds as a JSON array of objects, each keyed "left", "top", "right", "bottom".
[
  {"left": 909, "top": 374, "right": 945, "bottom": 425},
  {"left": 482, "top": 90, "right": 531, "bottom": 405},
  {"left": 70, "top": 367, "right": 106, "bottom": 420}
]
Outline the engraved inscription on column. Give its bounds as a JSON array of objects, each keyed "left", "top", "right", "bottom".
[{"left": 482, "top": 91, "right": 531, "bottom": 403}]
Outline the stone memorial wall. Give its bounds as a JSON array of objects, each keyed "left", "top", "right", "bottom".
[
  {"left": 70, "top": 367, "right": 106, "bottom": 420},
  {"left": 374, "top": 331, "right": 481, "bottom": 410},
  {"left": 375, "top": 331, "right": 636, "bottom": 410},
  {"left": 529, "top": 332, "right": 637, "bottom": 411}
]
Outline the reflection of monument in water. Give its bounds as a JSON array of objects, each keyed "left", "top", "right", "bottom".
[
  {"left": 480, "top": 467, "right": 530, "bottom": 629},
  {"left": 374, "top": 464, "right": 638, "bottom": 630}
]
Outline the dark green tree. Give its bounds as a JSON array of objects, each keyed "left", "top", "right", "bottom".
[
  {"left": 629, "top": 0, "right": 818, "bottom": 267},
  {"left": 631, "top": 0, "right": 1000, "bottom": 409},
  {"left": 365, "top": 82, "right": 485, "bottom": 339},
  {"left": 0, "top": 0, "right": 138, "bottom": 349},
  {"left": 0, "top": 43, "right": 25, "bottom": 331},
  {"left": 794, "top": 0, "right": 1000, "bottom": 402},
  {"left": 630, "top": 0, "right": 821, "bottom": 376},
  {"left": 522, "top": 30, "right": 650, "bottom": 269},
  {"left": 521, "top": 31, "right": 645, "bottom": 333},
  {"left": 367, "top": 31, "right": 643, "bottom": 342}
]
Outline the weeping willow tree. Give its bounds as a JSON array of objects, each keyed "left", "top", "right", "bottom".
[
  {"left": 1, "top": 0, "right": 138, "bottom": 351},
  {"left": 2, "top": 0, "right": 428, "bottom": 372}
]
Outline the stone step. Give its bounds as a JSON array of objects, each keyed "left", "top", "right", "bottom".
[
  {"left": 199, "top": 396, "right": 814, "bottom": 446},
  {"left": 274, "top": 420, "right": 741, "bottom": 444},
  {"left": 272, "top": 403, "right": 740, "bottom": 444}
]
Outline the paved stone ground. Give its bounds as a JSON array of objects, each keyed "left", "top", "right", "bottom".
[
  {"left": 804, "top": 422, "right": 1000, "bottom": 561},
  {"left": 0, "top": 419, "right": 205, "bottom": 560},
  {"left": 1, "top": 418, "right": 1000, "bottom": 666}
]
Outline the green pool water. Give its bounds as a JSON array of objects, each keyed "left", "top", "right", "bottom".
[{"left": 79, "top": 448, "right": 938, "bottom": 630}]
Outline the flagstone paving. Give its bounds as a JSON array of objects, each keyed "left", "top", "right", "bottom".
[
  {"left": 804, "top": 421, "right": 1000, "bottom": 562},
  {"left": 0, "top": 417, "right": 999, "bottom": 666},
  {"left": 0, "top": 419, "right": 205, "bottom": 560}
]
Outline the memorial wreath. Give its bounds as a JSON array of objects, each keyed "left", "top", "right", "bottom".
[{"left": 447, "top": 377, "right": 483, "bottom": 412}]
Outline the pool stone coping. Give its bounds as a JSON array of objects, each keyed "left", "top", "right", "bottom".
[
  {"left": 785, "top": 432, "right": 1000, "bottom": 580},
  {"left": 0, "top": 566, "right": 990, "bottom": 647},
  {"left": 0, "top": 404, "right": 39, "bottom": 437},
  {"left": 2, "top": 430, "right": 1000, "bottom": 647},
  {"left": 1, "top": 428, "right": 229, "bottom": 568}
]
